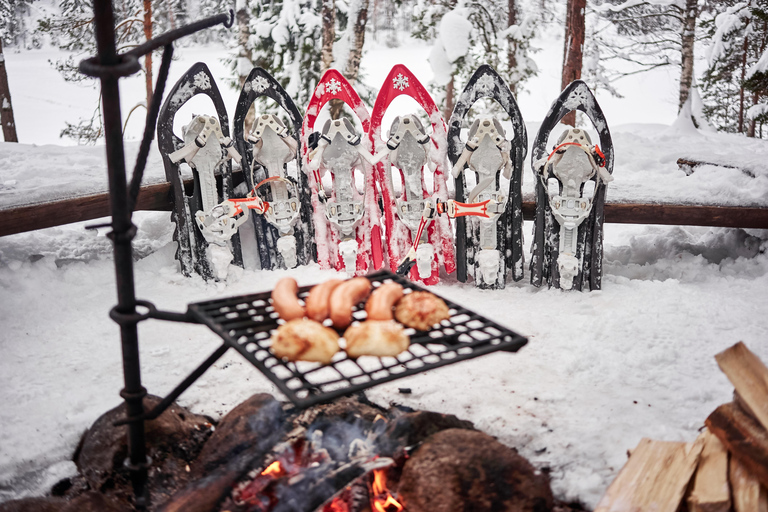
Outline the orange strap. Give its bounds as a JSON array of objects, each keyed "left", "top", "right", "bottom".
[{"left": 547, "top": 142, "right": 606, "bottom": 167}]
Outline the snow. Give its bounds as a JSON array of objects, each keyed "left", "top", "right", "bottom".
[{"left": 2, "top": 27, "right": 768, "bottom": 512}]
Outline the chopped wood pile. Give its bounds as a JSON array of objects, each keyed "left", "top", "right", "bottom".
[{"left": 596, "top": 341, "right": 768, "bottom": 512}]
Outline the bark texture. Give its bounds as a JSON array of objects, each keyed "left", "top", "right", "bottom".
[
  {"left": 561, "top": 0, "right": 586, "bottom": 126},
  {"left": 0, "top": 39, "right": 19, "bottom": 142},
  {"left": 678, "top": 0, "right": 697, "bottom": 111}
]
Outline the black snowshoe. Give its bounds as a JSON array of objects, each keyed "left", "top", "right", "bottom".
[
  {"left": 447, "top": 65, "right": 527, "bottom": 289},
  {"left": 233, "top": 67, "right": 315, "bottom": 270},
  {"left": 529, "top": 80, "right": 615, "bottom": 291},
  {"left": 157, "top": 62, "right": 243, "bottom": 280}
]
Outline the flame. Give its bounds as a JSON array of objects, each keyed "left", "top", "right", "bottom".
[
  {"left": 371, "top": 469, "right": 404, "bottom": 512},
  {"left": 261, "top": 460, "right": 284, "bottom": 477}
]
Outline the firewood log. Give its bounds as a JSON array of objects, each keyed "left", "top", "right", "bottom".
[
  {"left": 715, "top": 342, "right": 768, "bottom": 432},
  {"left": 594, "top": 436, "right": 705, "bottom": 512},
  {"left": 686, "top": 429, "right": 730, "bottom": 512},
  {"left": 706, "top": 401, "right": 768, "bottom": 489},
  {"left": 730, "top": 455, "right": 768, "bottom": 512}
]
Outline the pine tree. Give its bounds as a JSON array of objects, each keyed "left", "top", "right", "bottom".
[
  {"left": 701, "top": 0, "right": 768, "bottom": 137},
  {"left": 412, "top": 0, "right": 538, "bottom": 118},
  {"left": 595, "top": 0, "right": 706, "bottom": 112}
]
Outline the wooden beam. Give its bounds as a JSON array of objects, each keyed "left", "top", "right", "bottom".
[
  {"left": 522, "top": 202, "right": 768, "bottom": 228},
  {"left": 715, "top": 342, "right": 768, "bottom": 432},
  {"left": 730, "top": 455, "right": 768, "bottom": 512},
  {"left": 0, "top": 180, "right": 182, "bottom": 237},
  {"left": 687, "top": 429, "right": 730, "bottom": 512},
  {"left": 594, "top": 436, "right": 705, "bottom": 512},
  {"left": 706, "top": 402, "right": 768, "bottom": 489},
  {"left": 3, "top": 193, "right": 768, "bottom": 238}
]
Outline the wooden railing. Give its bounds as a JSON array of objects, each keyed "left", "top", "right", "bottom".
[{"left": 2, "top": 179, "right": 768, "bottom": 237}]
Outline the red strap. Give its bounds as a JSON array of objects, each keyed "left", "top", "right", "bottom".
[{"left": 594, "top": 145, "right": 606, "bottom": 167}]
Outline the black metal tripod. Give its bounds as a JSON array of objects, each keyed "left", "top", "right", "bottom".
[{"left": 79, "top": 2, "right": 233, "bottom": 508}]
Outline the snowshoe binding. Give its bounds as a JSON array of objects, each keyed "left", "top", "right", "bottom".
[
  {"left": 369, "top": 64, "right": 456, "bottom": 285},
  {"left": 447, "top": 65, "right": 527, "bottom": 289},
  {"left": 157, "top": 63, "right": 243, "bottom": 280},
  {"left": 529, "top": 80, "right": 614, "bottom": 291},
  {"left": 301, "top": 69, "right": 383, "bottom": 276},
  {"left": 233, "top": 67, "right": 315, "bottom": 270}
]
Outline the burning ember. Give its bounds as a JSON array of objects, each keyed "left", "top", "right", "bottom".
[
  {"left": 322, "top": 466, "right": 404, "bottom": 512},
  {"left": 371, "top": 469, "right": 403, "bottom": 512}
]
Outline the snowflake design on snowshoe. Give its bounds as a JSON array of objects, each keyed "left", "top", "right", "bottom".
[
  {"left": 476, "top": 74, "right": 496, "bottom": 95},
  {"left": 193, "top": 71, "right": 212, "bottom": 90},
  {"left": 326, "top": 78, "right": 343, "bottom": 95},
  {"left": 563, "top": 84, "right": 590, "bottom": 111},
  {"left": 250, "top": 76, "right": 271, "bottom": 94},
  {"left": 392, "top": 73, "right": 410, "bottom": 91}
]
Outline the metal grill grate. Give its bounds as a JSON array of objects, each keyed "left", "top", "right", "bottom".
[{"left": 188, "top": 270, "right": 527, "bottom": 408}]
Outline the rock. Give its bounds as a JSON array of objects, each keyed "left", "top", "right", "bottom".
[
  {"left": 397, "top": 429, "right": 554, "bottom": 512},
  {"left": 377, "top": 410, "right": 475, "bottom": 456},
  {"left": 76, "top": 395, "right": 213, "bottom": 506},
  {"left": 0, "top": 492, "right": 125, "bottom": 512}
]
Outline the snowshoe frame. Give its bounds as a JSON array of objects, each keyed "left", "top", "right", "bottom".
[
  {"left": 447, "top": 65, "right": 527, "bottom": 288},
  {"left": 157, "top": 62, "right": 243, "bottom": 279},
  {"left": 529, "top": 79, "right": 615, "bottom": 291}
]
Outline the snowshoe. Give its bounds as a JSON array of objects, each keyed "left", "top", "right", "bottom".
[
  {"left": 301, "top": 69, "right": 383, "bottom": 276},
  {"left": 157, "top": 62, "right": 243, "bottom": 280},
  {"left": 369, "top": 64, "right": 456, "bottom": 285},
  {"left": 233, "top": 67, "right": 315, "bottom": 270},
  {"left": 447, "top": 65, "right": 527, "bottom": 289},
  {"left": 529, "top": 80, "right": 614, "bottom": 291}
]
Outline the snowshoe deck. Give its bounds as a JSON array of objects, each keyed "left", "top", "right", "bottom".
[
  {"left": 233, "top": 67, "right": 315, "bottom": 270},
  {"left": 447, "top": 65, "right": 527, "bottom": 289},
  {"left": 301, "top": 69, "right": 383, "bottom": 276},
  {"left": 369, "top": 64, "right": 456, "bottom": 285},
  {"left": 529, "top": 79, "right": 615, "bottom": 291},
  {"left": 157, "top": 62, "right": 242, "bottom": 280}
]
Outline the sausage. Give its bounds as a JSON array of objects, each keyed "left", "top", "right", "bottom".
[
  {"left": 364, "top": 282, "right": 405, "bottom": 321},
  {"left": 329, "top": 277, "right": 372, "bottom": 329},
  {"left": 271, "top": 277, "right": 305, "bottom": 321},
  {"left": 305, "top": 279, "right": 344, "bottom": 322}
]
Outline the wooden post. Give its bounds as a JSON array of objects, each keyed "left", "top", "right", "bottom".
[
  {"left": 143, "top": 0, "right": 153, "bottom": 110},
  {"left": 0, "top": 39, "right": 19, "bottom": 142}
]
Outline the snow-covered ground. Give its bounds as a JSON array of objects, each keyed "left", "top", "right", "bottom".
[{"left": 2, "top": 33, "right": 768, "bottom": 509}]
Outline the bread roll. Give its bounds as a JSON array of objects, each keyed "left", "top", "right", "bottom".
[
  {"left": 394, "top": 291, "right": 450, "bottom": 331},
  {"left": 270, "top": 318, "right": 340, "bottom": 364},
  {"left": 344, "top": 320, "right": 410, "bottom": 358}
]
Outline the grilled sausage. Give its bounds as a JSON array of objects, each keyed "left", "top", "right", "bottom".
[
  {"left": 271, "top": 277, "right": 305, "bottom": 321},
  {"left": 329, "top": 277, "right": 372, "bottom": 329},
  {"left": 364, "top": 282, "right": 405, "bottom": 321},
  {"left": 305, "top": 279, "right": 344, "bottom": 322}
]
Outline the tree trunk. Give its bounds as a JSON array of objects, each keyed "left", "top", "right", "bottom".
[
  {"left": 561, "top": 0, "right": 586, "bottom": 126},
  {"left": 322, "top": 0, "right": 336, "bottom": 73},
  {"left": 444, "top": 76, "right": 455, "bottom": 123},
  {"left": 143, "top": 0, "right": 153, "bottom": 110},
  {"left": 678, "top": 0, "right": 697, "bottom": 111},
  {"left": 507, "top": 0, "right": 519, "bottom": 95},
  {"left": 0, "top": 39, "right": 19, "bottom": 142},
  {"left": 739, "top": 35, "right": 749, "bottom": 133},
  {"left": 330, "top": 0, "right": 369, "bottom": 120},
  {"left": 236, "top": 0, "right": 253, "bottom": 88},
  {"left": 749, "top": 91, "right": 757, "bottom": 137}
]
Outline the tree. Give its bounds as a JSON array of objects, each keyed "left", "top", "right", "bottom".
[
  {"left": 595, "top": 0, "right": 706, "bottom": 113},
  {"left": 413, "top": 0, "right": 538, "bottom": 120},
  {"left": 562, "top": 0, "right": 586, "bottom": 125},
  {"left": 36, "top": 0, "right": 164, "bottom": 143},
  {"left": 701, "top": 0, "right": 768, "bottom": 136},
  {"left": 0, "top": 39, "right": 19, "bottom": 142}
]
